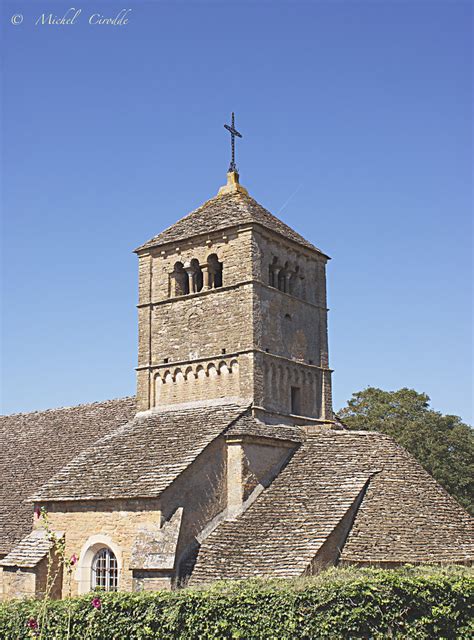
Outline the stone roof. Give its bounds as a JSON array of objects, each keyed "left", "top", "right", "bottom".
[
  {"left": 135, "top": 190, "right": 327, "bottom": 256},
  {"left": 190, "top": 430, "right": 474, "bottom": 583},
  {"left": 0, "top": 397, "right": 137, "bottom": 555},
  {"left": 225, "top": 411, "right": 304, "bottom": 443},
  {"left": 0, "top": 529, "right": 63, "bottom": 568},
  {"left": 30, "top": 399, "right": 251, "bottom": 502}
]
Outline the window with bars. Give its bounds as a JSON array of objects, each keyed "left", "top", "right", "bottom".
[{"left": 91, "top": 547, "right": 118, "bottom": 592}]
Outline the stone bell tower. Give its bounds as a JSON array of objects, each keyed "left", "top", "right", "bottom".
[
  {"left": 134, "top": 170, "right": 333, "bottom": 425},
  {"left": 134, "top": 114, "right": 332, "bottom": 423}
]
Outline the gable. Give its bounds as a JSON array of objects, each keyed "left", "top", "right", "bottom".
[
  {"left": 0, "top": 397, "right": 137, "bottom": 555},
  {"left": 30, "top": 399, "right": 251, "bottom": 502}
]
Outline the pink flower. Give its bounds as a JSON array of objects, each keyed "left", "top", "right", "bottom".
[
  {"left": 91, "top": 596, "right": 101, "bottom": 610},
  {"left": 27, "top": 617, "right": 38, "bottom": 630},
  {"left": 70, "top": 554, "right": 78, "bottom": 566}
]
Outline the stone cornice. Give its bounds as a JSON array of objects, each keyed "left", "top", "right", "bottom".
[
  {"left": 136, "top": 279, "right": 329, "bottom": 312},
  {"left": 136, "top": 349, "right": 333, "bottom": 373}
]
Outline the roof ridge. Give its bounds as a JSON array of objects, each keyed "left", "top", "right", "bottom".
[{"left": 0, "top": 396, "right": 136, "bottom": 419}]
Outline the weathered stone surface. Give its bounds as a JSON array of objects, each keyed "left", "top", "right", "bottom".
[
  {"left": 131, "top": 508, "right": 183, "bottom": 570},
  {"left": 0, "top": 397, "right": 136, "bottom": 555},
  {"left": 190, "top": 431, "right": 474, "bottom": 584},
  {"left": 135, "top": 190, "right": 326, "bottom": 254},
  {"left": 1, "top": 176, "right": 472, "bottom": 600},
  {"left": 30, "top": 400, "right": 250, "bottom": 502},
  {"left": 0, "top": 529, "right": 62, "bottom": 568}
]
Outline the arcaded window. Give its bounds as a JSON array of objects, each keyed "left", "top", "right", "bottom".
[
  {"left": 91, "top": 547, "right": 118, "bottom": 592},
  {"left": 207, "top": 254, "right": 223, "bottom": 288},
  {"left": 172, "top": 261, "right": 189, "bottom": 296},
  {"left": 190, "top": 258, "right": 204, "bottom": 293}
]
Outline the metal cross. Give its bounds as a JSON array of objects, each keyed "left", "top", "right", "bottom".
[{"left": 224, "top": 112, "right": 242, "bottom": 173}]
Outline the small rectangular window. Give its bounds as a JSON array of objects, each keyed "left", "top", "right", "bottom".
[{"left": 291, "top": 386, "right": 301, "bottom": 415}]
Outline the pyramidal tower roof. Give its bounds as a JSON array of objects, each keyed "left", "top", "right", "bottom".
[{"left": 135, "top": 171, "right": 328, "bottom": 257}]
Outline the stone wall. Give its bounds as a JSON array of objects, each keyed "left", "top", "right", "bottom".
[
  {"left": 253, "top": 351, "right": 323, "bottom": 419},
  {"left": 159, "top": 437, "right": 227, "bottom": 576},
  {"left": 151, "top": 355, "right": 251, "bottom": 407},
  {"left": 253, "top": 285, "right": 320, "bottom": 363},
  {"left": 1, "top": 567, "right": 36, "bottom": 600},
  {"left": 241, "top": 440, "right": 294, "bottom": 502},
  {"left": 136, "top": 228, "right": 255, "bottom": 411},
  {"left": 36, "top": 499, "right": 162, "bottom": 596},
  {"left": 150, "top": 287, "right": 254, "bottom": 365},
  {"left": 136, "top": 222, "right": 332, "bottom": 419}
]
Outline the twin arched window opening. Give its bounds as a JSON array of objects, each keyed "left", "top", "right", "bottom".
[
  {"left": 171, "top": 254, "right": 223, "bottom": 297},
  {"left": 91, "top": 547, "right": 118, "bottom": 592},
  {"left": 269, "top": 257, "right": 302, "bottom": 297}
]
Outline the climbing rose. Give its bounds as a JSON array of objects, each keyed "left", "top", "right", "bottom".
[
  {"left": 91, "top": 596, "right": 101, "bottom": 610},
  {"left": 70, "top": 554, "right": 78, "bottom": 566},
  {"left": 27, "top": 617, "right": 38, "bottom": 629}
]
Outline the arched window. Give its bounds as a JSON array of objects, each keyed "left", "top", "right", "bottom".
[
  {"left": 269, "top": 256, "right": 279, "bottom": 287},
  {"left": 207, "top": 254, "right": 223, "bottom": 288},
  {"left": 172, "top": 262, "right": 189, "bottom": 296},
  {"left": 190, "top": 258, "right": 203, "bottom": 293},
  {"left": 91, "top": 547, "right": 118, "bottom": 592}
]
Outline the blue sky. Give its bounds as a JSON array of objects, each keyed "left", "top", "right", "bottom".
[{"left": 1, "top": 1, "right": 472, "bottom": 422}]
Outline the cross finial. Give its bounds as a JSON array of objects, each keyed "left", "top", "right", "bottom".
[{"left": 224, "top": 112, "right": 242, "bottom": 173}]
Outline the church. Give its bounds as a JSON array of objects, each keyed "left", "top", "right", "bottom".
[{"left": 1, "top": 120, "right": 472, "bottom": 599}]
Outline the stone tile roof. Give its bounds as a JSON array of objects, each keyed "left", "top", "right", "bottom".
[
  {"left": 339, "top": 433, "right": 474, "bottom": 565},
  {"left": 31, "top": 399, "right": 251, "bottom": 502},
  {"left": 135, "top": 191, "right": 327, "bottom": 255},
  {"left": 0, "top": 397, "right": 137, "bottom": 555},
  {"left": 0, "top": 529, "right": 63, "bottom": 568},
  {"left": 225, "top": 411, "right": 304, "bottom": 443},
  {"left": 191, "top": 431, "right": 474, "bottom": 582}
]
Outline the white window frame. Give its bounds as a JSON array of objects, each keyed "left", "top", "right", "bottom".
[{"left": 91, "top": 547, "right": 118, "bottom": 592}]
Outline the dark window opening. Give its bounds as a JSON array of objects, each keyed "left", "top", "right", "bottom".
[
  {"left": 172, "top": 262, "right": 189, "bottom": 296},
  {"left": 207, "top": 254, "right": 223, "bottom": 289},
  {"left": 190, "top": 258, "right": 203, "bottom": 293},
  {"left": 291, "top": 386, "right": 301, "bottom": 415},
  {"left": 221, "top": 348, "right": 226, "bottom": 354}
]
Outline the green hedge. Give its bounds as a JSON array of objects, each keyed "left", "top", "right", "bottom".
[{"left": 0, "top": 566, "right": 472, "bottom": 639}]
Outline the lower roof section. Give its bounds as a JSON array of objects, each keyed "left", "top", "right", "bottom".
[
  {"left": 0, "top": 397, "right": 137, "bottom": 556},
  {"left": 29, "top": 398, "right": 251, "bottom": 502},
  {"left": 190, "top": 431, "right": 474, "bottom": 583}
]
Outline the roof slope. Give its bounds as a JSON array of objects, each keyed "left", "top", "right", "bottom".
[
  {"left": 0, "top": 397, "right": 137, "bottom": 555},
  {"left": 31, "top": 399, "right": 250, "bottom": 502},
  {"left": 0, "top": 529, "right": 63, "bottom": 568},
  {"left": 191, "top": 431, "right": 474, "bottom": 582},
  {"left": 225, "top": 411, "right": 304, "bottom": 443},
  {"left": 135, "top": 191, "right": 326, "bottom": 255},
  {"left": 340, "top": 433, "right": 474, "bottom": 564}
]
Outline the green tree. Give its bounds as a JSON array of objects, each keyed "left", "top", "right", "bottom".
[{"left": 338, "top": 387, "right": 474, "bottom": 514}]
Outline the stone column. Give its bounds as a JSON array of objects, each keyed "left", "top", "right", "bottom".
[
  {"left": 184, "top": 266, "right": 195, "bottom": 293},
  {"left": 200, "top": 264, "right": 211, "bottom": 289}
]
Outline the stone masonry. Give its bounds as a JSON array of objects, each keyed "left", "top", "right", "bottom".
[
  {"left": 1, "top": 169, "right": 472, "bottom": 600},
  {"left": 135, "top": 172, "right": 333, "bottom": 423}
]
